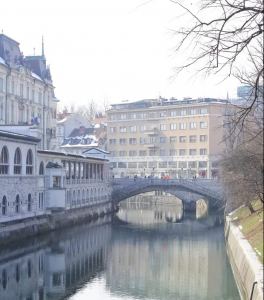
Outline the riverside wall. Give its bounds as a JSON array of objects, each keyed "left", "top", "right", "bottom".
[
  {"left": 0, "top": 201, "right": 114, "bottom": 245},
  {"left": 225, "top": 216, "right": 263, "bottom": 300}
]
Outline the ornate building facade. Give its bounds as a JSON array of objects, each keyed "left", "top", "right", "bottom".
[{"left": 0, "top": 34, "right": 58, "bottom": 150}]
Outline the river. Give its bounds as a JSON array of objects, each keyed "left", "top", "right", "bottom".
[{"left": 0, "top": 197, "right": 241, "bottom": 300}]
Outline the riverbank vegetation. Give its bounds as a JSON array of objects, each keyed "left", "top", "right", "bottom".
[{"left": 231, "top": 200, "right": 263, "bottom": 264}]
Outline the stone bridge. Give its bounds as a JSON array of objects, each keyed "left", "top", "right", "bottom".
[{"left": 111, "top": 178, "right": 225, "bottom": 210}]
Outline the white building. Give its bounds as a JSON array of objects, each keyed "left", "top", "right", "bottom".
[
  {"left": 0, "top": 130, "right": 111, "bottom": 224},
  {"left": 0, "top": 34, "right": 59, "bottom": 150}
]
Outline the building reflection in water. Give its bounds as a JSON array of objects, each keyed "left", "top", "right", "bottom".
[
  {"left": 0, "top": 215, "right": 112, "bottom": 300},
  {"left": 105, "top": 198, "right": 237, "bottom": 300}
]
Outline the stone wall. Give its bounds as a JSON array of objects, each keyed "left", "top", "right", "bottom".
[
  {"left": 225, "top": 217, "right": 263, "bottom": 300},
  {"left": 0, "top": 201, "right": 114, "bottom": 245}
]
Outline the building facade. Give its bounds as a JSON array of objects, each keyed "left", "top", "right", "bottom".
[
  {"left": 107, "top": 98, "right": 229, "bottom": 178},
  {"left": 0, "top": 130, "right": 111, "bottom": 224},
  {"left": 0, "top": 34, "right": 58, "bottom": 150}
]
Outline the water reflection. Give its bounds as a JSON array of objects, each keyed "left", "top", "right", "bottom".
[
  {"left": 0, "top": 215, "right": 112, "bottom": 300},
  {"left": 0, "top": 197, "right": 240, "bottom": 300}
]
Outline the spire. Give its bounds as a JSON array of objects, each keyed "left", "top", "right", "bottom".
[{"left": 42, "top": 36, "right": 44, "bottom": 57}]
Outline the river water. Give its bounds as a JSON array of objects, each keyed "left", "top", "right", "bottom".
[{"left": 0, "top": 198, "right": 241, "bottom": 300}]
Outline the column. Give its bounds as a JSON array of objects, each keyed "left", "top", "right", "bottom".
[
  {"left": 83, "top": 163, "right": 87, "bottom": 180},
  {"left": 73, "top": 162, "right": 76, "bottom": 179},
  {"left": 69, "top": 161, "right": 72, "bottom": 180}
]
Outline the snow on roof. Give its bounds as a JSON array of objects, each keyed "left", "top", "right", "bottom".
[
  {"left": 0, "top": 57, "right": 7, "bottom": 66},
  {"left": 31, "top": 72, "right": 43, "bottom": 82},
  {"left": 60, "top": 143, "right": 98, "bottom": 148},
  {"left": 57, "top": 117, "right": 69, "bottom": 124}
]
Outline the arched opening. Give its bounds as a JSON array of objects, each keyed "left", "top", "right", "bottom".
[
  {"left": 86, "top": 189, "right": 89, "bottom": 202},
  {"left": 2, "top": 269, "right": 7, "bottom": 290},
  {"left": 82, "top": 189, "right": 85, "bottom": 203},
  {"left": 73, "top": 190, "right": 76, "bottom": 205},
  {"left": 39, "top": 161, "right": 44, "bottom": 175},
  {"left": 78, "top": 190, "right": 81, "bottom": 204},
  {"left": 28, "top": 194, "right": 32, "bottom": 211},
  {"left": 15, "top": 194, "right": 20, "bottom": 213},
  {"left": 2, "top": 196, "right": 7, "bottom": 215},
  {"left": 0, "top": 146, "right": 9, "bottom": 174},
  {"left": 14, "top": 147, "right": 22, "bottom": 174},
  {"left": 26, "top": 149, "right": 33, "bottom": 174}
]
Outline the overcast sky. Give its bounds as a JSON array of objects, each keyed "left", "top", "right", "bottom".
[{"left": 1, "top": 0, "right": 240, "bottom": 108}]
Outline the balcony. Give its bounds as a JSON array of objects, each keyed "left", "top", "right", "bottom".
[
  {"left": 144, "top": 129, "right": 158, "bottom": 135},
  {"left": 143, "top": 143, "right": 159, "bottom": 148}
]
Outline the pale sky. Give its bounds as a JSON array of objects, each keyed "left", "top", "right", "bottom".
[{"left": 1, "top": 0, "right": 240, "bottom": 108}]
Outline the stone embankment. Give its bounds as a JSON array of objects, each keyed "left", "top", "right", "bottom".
[
  {"left": 225, "top": 216, "right": 263, "bottom": 300},
  {"left": 0, "top": 201, "right": 115, "bottom": 245}
]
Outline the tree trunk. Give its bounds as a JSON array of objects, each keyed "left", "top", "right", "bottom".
[{"left": 246, "top": 201, "right": 255, "bottom": 214}]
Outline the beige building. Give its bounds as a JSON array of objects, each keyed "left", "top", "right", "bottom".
[{"left": 107, "top": 98, "right": 229, "bottom": 178}]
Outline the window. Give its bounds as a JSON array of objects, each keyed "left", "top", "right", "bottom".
[
  {"left": 27, "top": 87, "right": 29, "bottom": 99},
  {"left": 53, "top": 176, "right": 61, "bottom": 187},
  {"left": 39, "top": 162, "right": 44, "bottom": 175},
  {"left": 170, "top": 136, "right": 177, "bottom": 143},
  {"left": 129, "top": 138, "right": 137, "bottom": 145},
  {"left": 190, "top": 122, "right": 197, "bottom": 129},
  {"left": 109, "top": 151, "right": 116, "bottom": 157},
  {"left": 119, "top": 138, "right": 126, "bottom": 145},
  {"left": 15, "top": 195, "right": 20, "bottom": 213},
  {"left": 128, "top": 162, "right": 137, "bottom": 168},
  {"left": 14, "top": 148, "right": 22, "bottom": 174},
  {"left": 11, "top": 102, "right": 14, "bottom": 121},
  {"left": 32, "top": 90, "right": 35, "bottom": 101},
  {"left": 2, "top": 196, "right": 7, "bottom": 215},
  {"left": 28, "top": 194, "right": 32, "bottom": 211},
  {"left": 119, "top": 151, "right": 127, "bottom": 157},
  {"left": 139, "top": 138, "right": 146, "bottom": 144},
  {"left": 179, "top": 136, "right": 186, "bottom": 143},
  {"left": 159, "top": 161, "right": 167, "bottom": 168},
  {"left": 0, "top": 103, "right": 3, "bottom": 119},
  {"left": 180, "top": 110, "right": 186, "bottom": 116},
  {"left": 0, "top": 146, "right": 9, "bottom": 174},
  {"left": 190, "top": 109, "right": 196, "bottom": 115},
  {"left": 170, "top": 149, "right": 176, "bottom": 156},
  {"left": 39, "top": 193, "right": 44, "bottom": 210},
  {"left": 179, "top": 123, "right": 187, "bottom": 130},
  {"left": 129, "top": 126, "right": 136, "bottom": 132},
  {"left": 52, "top": 273, "right": 61, "bottom": 286},
  {"left": 119, "top": 114, "right": 126, "bottom": 120},
  {"left": 118, "top": 162, "right": 127, "bottom": 168},
  {"left": 38, "top": 92, "right": 42, "bottom": 104},
  {"left": 149, "top": 150, "right": 156, "bottom": 156},
  {"left": 139, "top": 125, "right": 147, "bottom": 132},
  {"left": 160, "top": 124, "right": 167, "bottom": 131},
  {"left": 139, "top": 150, "right": 146, "bottom": 156},
  {"left": 170, "top": 123, "right": 177, "bottom": 130},
  {"left": 223, "top": 120, "right": 230, "bottom": 129},
  {"left": 170, "top": 110, "right": 176, "bottom": 117},
  {"left": 149, "top": 112, "right": 156, "bottom": 118},
  {"left": 129, "top": 150, "right": 137, "bottom": 156},
  {"left": 200, "top": 108, "right": 207, "bottom": 114},
  {"left": 120, "top": 126, "right": 126, "bottom": 133},
  {"left": 109, "top": 115, "right": 116, "bottom": 120},
  {"left": 200, "top": 122, "right": 208, "bottom": 129},
  {"left": 200, "top": 149, "right": 207, "bottom": 155},
  {"left": 199, "top": 161, "right": 207, "bottom": 168},
  {"left": 168, "top": 161, "right": 177, "bottom": 168},
  {"left": 26, "top": 150, "right": 33, "bottom": 174},
  {"left": 200, "top": 135, "right": 207, "bottom": 142},
  {"left": 129, "top": 113, "right": 137, "bottom": 119},
  {"left": 11, "top": 81, "right": 14, "bottom": 94},
  {"left": 189, "top": 161, "right": 197, "bottom": 168},
  {"left": 160, "top": 111, "right": 166, "bottom": 117},
  {"left": 189, "top": 149, "right": 197, "bottom": 155},
  {"left": 109, "top": 139, "right": 116, "bottom": 145},
  {"left": 20, "top": 84, "right": 23, "bottom": 96},
  {"left": 179, "top": 161, "right": 187, "bottom": 168},
  {"left": 179, "top": 149, "right": 186, "bottom": 156},
  {"left": 139, "top": 113, "right": 147, "bottom": 119},
  {"left": 109, "top": 127, "right": 116, "bottom": 133},
  {"left": 160, "top": 137, "right": 166, "bottom": 143},
  {"left": 189, "top": 135, "right": 197, "bottom": 143},
  {"left": 150, "top": 137, "right": 157, "bottom": 143},
  {"left": 160, "top": 150, "right": 166, "bottom": 156}
]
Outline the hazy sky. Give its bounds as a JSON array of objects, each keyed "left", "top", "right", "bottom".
[{"left": 1, "top": 0, "right": 240, "bottom": 107}]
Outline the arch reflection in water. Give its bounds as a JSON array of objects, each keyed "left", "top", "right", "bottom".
[
  {"left": 106, "top": 200, "right": 239, "bottom": 300},
  {"left": 0, "top": 215, "right": 112, "bottom": 300}
]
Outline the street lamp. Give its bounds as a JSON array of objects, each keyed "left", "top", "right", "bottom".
[{"left": 189, "top": 167, "right": 192, "bottom": 178}]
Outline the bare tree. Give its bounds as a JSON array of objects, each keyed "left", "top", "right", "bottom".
[
  {"left": 170, "top": 0, "right": 263, "bottom": 138},
  {"left": 77, "top": 99, "right": 98, "bottom": 121}
]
